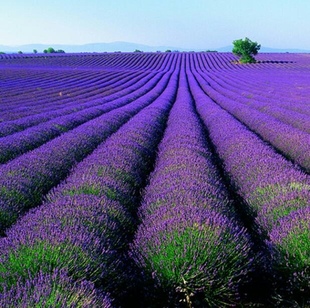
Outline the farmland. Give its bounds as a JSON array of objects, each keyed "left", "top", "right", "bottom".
[{"left": 0, "top": 51, "right": 309, "bottom": 307}]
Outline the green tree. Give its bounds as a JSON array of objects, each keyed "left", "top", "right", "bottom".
[
  {"left": 44, "top": 47, "right": 56, "bottom": 54},
  {"left": 232, "top": 37, "right": 261, "bottom": 63},
  {"left": 33, "top": 49, "right": 38, "bottom": 54}
]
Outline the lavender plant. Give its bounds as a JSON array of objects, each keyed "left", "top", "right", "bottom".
[
  {"left": 0, "top": 70, "right": 162, "bottom": 163},
  {"left": 0, "top": 269, "right": 112, "bottom": 308},
  {"left": 188, "top": 57, "right": 310, "bottom": 304},
  {"left": 0, "top": 70, "right": 147, "bottom": 137},
  {"left": 132, "top": 61, "right": 253, "bottom": 306},
  {"left": 0, "top": 52, "right": 180, "bottom": 306},
  {"left": 0, "top": 66, "right": 170, "bottom": 233},
  {"left": 1, "top": 51, "right": 309, "bottom": 306}
]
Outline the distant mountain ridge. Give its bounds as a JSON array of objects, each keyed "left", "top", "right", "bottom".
[
  {"left": 0, "top": 41, "right": 309, "bottom": 53},
  {"left": 0, "top": 42, "right": 188, "bottom": 53},
  {"left": 217, "top": 45, "right": 310, "bottom": 53}
]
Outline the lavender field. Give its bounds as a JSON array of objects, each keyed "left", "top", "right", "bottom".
[{"left": 0, "top": 51, "right": 309, "bottom": 307}]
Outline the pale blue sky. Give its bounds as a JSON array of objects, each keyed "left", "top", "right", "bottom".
[{"left": 1, "top": 0, "right": 309, "bottom": 49}]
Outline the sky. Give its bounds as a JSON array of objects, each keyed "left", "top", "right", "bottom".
[{"left": 0, "top": 0, "right": 309, "bottom": 50}]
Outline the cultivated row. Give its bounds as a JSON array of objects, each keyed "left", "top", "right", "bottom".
[
  {"left": 0, "top": 52, "right": 309, "bottom": 306},
  {"left": 0, "top": 54, "right": 178, "bottom": 233},
  {"left": 188, "top": 58, "right": 310, "bottom": 303},
  {"left": 0, "top": 70, "right": 164, "bottom": 162},
  {"left": 0, "top": 53, "right": 181, "bottom": 306},
  {"left": 195, "top": 63, "right": 310, "bottom": 173},
  {"left": 131, "top": 61, "right": 253, "bottom": 307}
]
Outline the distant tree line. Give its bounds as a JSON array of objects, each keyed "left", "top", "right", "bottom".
[
  {"left": 0, "top": 48, "right": 66, "bottom": 54},
  {"left": 43, "top": 47, "right": 65, "bottom": 54}
]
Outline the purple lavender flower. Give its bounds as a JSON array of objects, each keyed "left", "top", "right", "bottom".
[
  {"left": 0, "top": 53, "right": 181, "bottom": 306},
  {"left": 0, "top": 63, "right": 174, "bottom": 233},
  {"left": 188, "top": 53, "right": 310, "bottom": 303},
  {"left": 132, "top": 62, "right": 253, "bottom": 306},
  {"left": 0, "top": 269, "right": 112, "bottom": 308},
  {"left": 1, "top": 51, "right": 310, "bottom": 306}
]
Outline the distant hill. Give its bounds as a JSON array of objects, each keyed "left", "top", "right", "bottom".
[
  {"left": 0, "top": 41, "right": 309, "bottom": 53},
  {"left": 217, "top": 45, "right": 310, "bottom": 53},
  {"left": 0, "top": 42, "right": 189, "bottom": 53}
]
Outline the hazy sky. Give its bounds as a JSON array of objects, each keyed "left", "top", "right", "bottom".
[{"left": 1, "top": 0, "right": 309, "bottom": 49}]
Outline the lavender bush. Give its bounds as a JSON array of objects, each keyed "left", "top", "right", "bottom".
[
  {"left": 0, "top": 63, "right": 172, "bottom": 233},
  {"left": 0, "top": 51, "right": 309, "bottom": 306},
  {"left": 0, "top": 52, "right": 180, "bottom": 306},
  {"left": 132, "top": 62, "right": 253, "bottom": 307},
  {"left": 188, "top": 56, "right": 310, "bottom": 304},
  {"left": 0, "top": 269, "right": 112, "bottom": 308}
]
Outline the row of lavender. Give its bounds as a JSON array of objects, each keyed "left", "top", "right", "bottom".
[
  {"left": 0, "top": 70, "right": 145, "bottom": 135},
  {"left": 0, "top": 52, "right": 171, "bottom": 71},
  {"left": 194, "top": 50, "right": 310, "bottom": 270},
  {"left": 0, "top": 52, "right": 309, "bottom": 306},
  {"left": 194, "top": 54, "right": 310, "bottom": 173},
  {"left": 188, "top": 54, "right": 309, "bottom": 304},
  {"left": 0, "top": 71, "right": 161, "bottom": 162},
  {"left": 0, "top": 53, "right": 180, "bottom": 306},
  {"left": 0, "top": 51, "right": 175, "bottom": 117},
  {"left": 1, "top": 52, "right": 257, "bottom": 306},
  {"left": 0, "top": 69, "right": 131, "bottom": 109},
  {"left": 130, "top": 62, "right": 253, "bottom": 306},
  {"left": 0, "top": 52, "right": 175, "bottom": 123},
  {"left": 200, "top": 53, "right": 310, "bottom": 129},
  {"left": 0, "top": 69, "right": 141, "bottom": 120},
  {"left": 202, "top": 60, "right": 310, "bottom": 118},
  {"left": 0, "top": 54, "right": 178, "bottom": 233}
]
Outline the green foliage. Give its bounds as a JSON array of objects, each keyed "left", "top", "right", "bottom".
[
  {"left": 44, "top": 47, "right": 56, "bottom": 53},
  {"left": 43, "top": 47, "right": 65, "bottom": 54},
  {"left": 47, "top": 47, "right": 55, "bottom": 53},
  {"left": 273, "top": 221, "right": 310, "bottom": 302},
  {"left": 232, "top": 37, "right": 260, "bottom": 63},
  {"left": 18, "top": 51, "right": 23, "bottom": 54},
  {"left": 274, "top": 217, "right": 310, "bottom": 274},
  {"left": 1, "top": 270, "right": 106, "bottom": 308},
  {"left": 63, "top": 184, "right": 102, "bottom": 197},
  {"left": 142, "top": 222, "right": 251, "bottom": 306},
  {"left": 252, "top": 182, "right": 310, "bottom": 213},
  {"left": 33, "top": 49, "right": 38, "bottom": 54},
  {"left": 0, "top": 241, "right": 97, "bottom": 291},
  {"left": 165, "top": 49, "right": 172, "bottom": 52}
]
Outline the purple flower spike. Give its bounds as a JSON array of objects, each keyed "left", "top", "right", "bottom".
[{"left": 0, "top": 269, "right": 113, "bottom": 308}]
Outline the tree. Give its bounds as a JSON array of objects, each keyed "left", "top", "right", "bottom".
[
  {"left": 232, "top": 37, "right": 260, "bottom": 63},
  {"left": 33, "top": 49, "right": 38, "bottom": 54},
  {"left": 44, "top": 47, "right": 56, "bottom": 54},
  {"left": 42, "top": 47, "right": 65, "bottom": 54}
]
